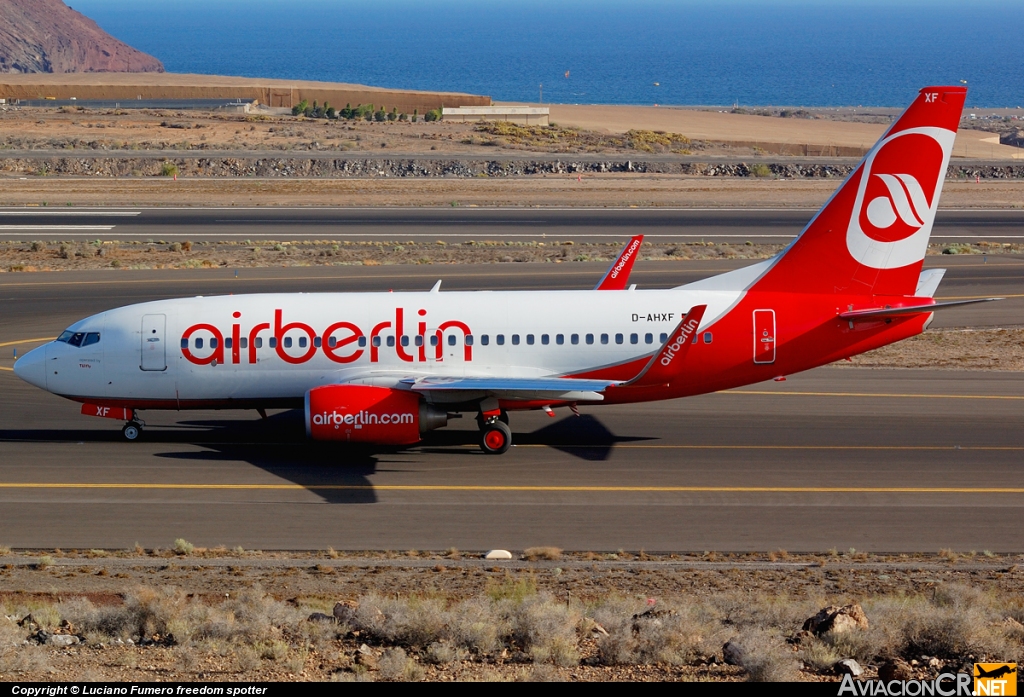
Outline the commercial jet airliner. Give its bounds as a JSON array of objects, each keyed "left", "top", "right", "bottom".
[{"left": 15, "top": 87, "right": 992, "bottom": 454}]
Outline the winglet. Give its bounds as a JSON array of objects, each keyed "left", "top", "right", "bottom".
[
  {"left": 595, "top": 235, "right": 644, "bottom": 290},
  {"left": 430, "top": 280, "right": 442, "bottom": 293},
  {"left": 620, "top": 305, "right": 707, "bottom": 388}
]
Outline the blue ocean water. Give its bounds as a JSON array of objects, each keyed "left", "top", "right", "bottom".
[{"left": 72, "top": 0, "right": 1023, "bottom": 107}]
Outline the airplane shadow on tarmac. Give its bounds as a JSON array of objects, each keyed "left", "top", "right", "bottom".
[{"left": 0, "top": 411, "right": 652, "bottom": 505}]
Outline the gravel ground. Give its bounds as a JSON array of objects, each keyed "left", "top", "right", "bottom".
[{"left": 1, "top": 550, "right": 1022, "bottom": 682}]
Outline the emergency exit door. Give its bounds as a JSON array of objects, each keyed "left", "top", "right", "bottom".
[
  {"left": 753, "top": 309, "right": 776, "bottom": 364},
  {"left": 141, "top": 314, "right": 167, "bottom": 371}
]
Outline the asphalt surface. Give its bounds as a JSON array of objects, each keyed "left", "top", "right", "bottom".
[
  {"left": 0, "top": 260, "right": 1022, "bottom": 552},
  {"left": 1, "top": 207, "right": 1024, "bottom": 244}
]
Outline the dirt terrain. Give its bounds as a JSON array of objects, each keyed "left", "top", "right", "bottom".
[{"left": 1, "top": 549, "right": 1023, "bottom": 682}]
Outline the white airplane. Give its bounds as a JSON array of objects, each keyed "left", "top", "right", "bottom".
[{"left": 15, "top": 87, "right": 992, "bottom": 454}]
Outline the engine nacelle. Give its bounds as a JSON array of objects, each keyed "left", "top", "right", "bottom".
[{"left": 304, "top": 384, "right": 448, "bottom": 444}]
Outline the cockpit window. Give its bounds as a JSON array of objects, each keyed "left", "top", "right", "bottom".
[{"left": 56, "top": 331, "right": 99, "bottom": 348}]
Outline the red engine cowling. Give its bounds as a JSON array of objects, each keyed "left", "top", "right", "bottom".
[{"left": 305, "top": 385, "right": 447, "bottom": 444}]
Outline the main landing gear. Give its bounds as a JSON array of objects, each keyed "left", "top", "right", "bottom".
[
  {"left": 477, "top": 409, "right": 511, "bottom": 455},
  {"left": 122, "top": 415, "right": 145, "bottom": 441}
]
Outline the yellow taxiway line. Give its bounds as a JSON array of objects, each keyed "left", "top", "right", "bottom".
[
  {"left": 0, "top": 337, "right": 54, "bottom": 348},
  {"left": 727, "top": 390, "right": 1024, "bottom": 400},
  {"left": 0, "top": 337, "right": 55, "bottom": 371},
  {"left": 0, "top": 482, "right": 1022, "bottom": 494}
]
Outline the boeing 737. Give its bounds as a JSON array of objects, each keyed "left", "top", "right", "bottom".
[{"left": 14, "top": 87, "right": 993, "bottom": 454}]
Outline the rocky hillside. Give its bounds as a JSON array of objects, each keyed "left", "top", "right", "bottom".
[{"left": 0, "top": 0, "right": 163, "bottom": 73}]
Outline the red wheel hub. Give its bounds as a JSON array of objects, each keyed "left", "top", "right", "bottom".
[{"left": 484, "top": 429, "right": 506, "bottom": 450}]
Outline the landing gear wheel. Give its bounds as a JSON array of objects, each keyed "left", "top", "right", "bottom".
[
  {"left": 480, "top": 421, "right": 511, "bottom": 455},
  {"left": 122, "top": 421, "right": 143, "bottom": 441},
  {"left": 476, "top": 410, "right": 510, "bottom": 431}
]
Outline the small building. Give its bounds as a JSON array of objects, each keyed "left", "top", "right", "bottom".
[{"left": 442, "top": 106, "right": 549, "bottom": 125}]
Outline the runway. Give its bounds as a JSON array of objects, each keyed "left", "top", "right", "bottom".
[
  {"left": 1, "top": 206, "right": 1024, "bottom": 244},
  {"left": 0, "top": 262, "right": 1021, "bottom": 552},
  {"left": 1, "top": 367, "right": 1022, "bottom": 551}
]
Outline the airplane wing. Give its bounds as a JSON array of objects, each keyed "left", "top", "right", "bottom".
[
  {"left": 594, "top": 235, "right": 644, "bottom": 290},
  {"left": 403, "top": 376, "right": 615, "bottom": 402}
]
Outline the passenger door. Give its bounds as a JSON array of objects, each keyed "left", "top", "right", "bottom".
[
  {"left": 141, "top": 314, "right": 167, "bottom": 371},
  {"left": 753, "top": 309, "right": 776, "bottom": 364}
]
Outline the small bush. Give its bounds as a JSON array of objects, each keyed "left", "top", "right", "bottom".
[
  {"left": 799, "top": 637, "right": 843, "bottom": 673},
  {"left": 425, "top": 640, "right": 467, "bottom": 665},
  {"left": 256, "top": 639, "right": 289, "bottom": 661},
  {"left": 173, "top": 538, "right": 194, "bottom": 555},
  {"left": 449, "top": 597, "right": 504, "bottom": 652},
  {"left": 523, "top": 547, "right": 562, "bottom": 561},
  {"left": 750, "top": 163, "right": 772, "bottom": 178},
  {"left": 160, "top": 162, "right": 179, "bottom": 177},
  {"left": 235, "top": 646, "right": 260, "bottom": 672},
  {"left": 353, "top": 594, "right": 447, "bottom": 648},
  {"left": 378, "top": 647, "right": 424, "bottom": 680},
  {"left": 736, "top": 630, "right": 800, "bottom": 682}
]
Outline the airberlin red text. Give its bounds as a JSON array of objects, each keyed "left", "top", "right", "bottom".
[
  {"left": 609, "top": 238, "right": 641, "bottom": 280},
  {"left": 306, "top": 385, "right": 422, "bottom": 444},
  {"left": 660, "top": 316, "right": 701, "bottom": 367},
  {"left": 180, "top": 307, "right": 473, "bottom": 366}
]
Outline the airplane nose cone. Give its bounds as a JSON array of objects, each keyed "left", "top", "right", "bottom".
[{"left": 13, "top": 345, "right": 47, "bottom": 390}]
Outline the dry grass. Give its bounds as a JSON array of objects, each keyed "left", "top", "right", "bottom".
[
  {"left": 522, "top": 547, "right": 562, "bottom": 562},
  {"left": 471, "top": 122, "right": 694, "bottom": 154},
  {"left": 0, "top": 578, "right": 1020, "bottom": 681}
]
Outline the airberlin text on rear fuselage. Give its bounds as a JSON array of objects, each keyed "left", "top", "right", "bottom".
[{"left": 180, "top": 307, "right": 472, "bottom": 366}]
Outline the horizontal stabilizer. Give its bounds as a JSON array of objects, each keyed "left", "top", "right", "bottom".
[
  {"left": 838, "top": 297, "right": 1001, "bottom": 320},
  {"left": 915, "top": 268, "right": 946, "bottom": 298},
  {"left": 595, "top": 235, "right": 644, "bottom": 290},
  {"left": 621, "top": 304, "right": 707, "bottom": 388}
]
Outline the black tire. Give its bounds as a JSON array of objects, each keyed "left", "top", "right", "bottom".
[
  {"left": 122, "top": 422, "right": 142, "bottom": 441},
  {"left": 475, "top": 409, "right": 510, "bottom": 431},
  {"left": 480, "top": 421, "right": 511, "bottom": 455}
]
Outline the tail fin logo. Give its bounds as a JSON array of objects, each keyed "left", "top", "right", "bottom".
[
  {"left": 847, "top": 128, "right": 954, "bottom": 269},
  {"left": 865, "top": 173, "right": 928, "bottom": 231}
]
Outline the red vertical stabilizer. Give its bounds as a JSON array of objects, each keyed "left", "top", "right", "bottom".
[{"left": 754, "top": 87, "right": 966, "bottom": 297}]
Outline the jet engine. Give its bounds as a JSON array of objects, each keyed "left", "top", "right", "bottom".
[{"left": 304, "top": 384, "right": 449, "bottom": 444}]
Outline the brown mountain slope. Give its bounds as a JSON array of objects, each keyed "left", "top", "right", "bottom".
[{"left": 0, "top": 0, "right": 163, "bottom": 73}]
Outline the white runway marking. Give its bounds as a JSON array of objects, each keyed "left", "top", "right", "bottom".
[
  {"left": 0, "top": 211, "right": 139, "bottom": 216},
  {"left": 0, "top": 226, "right": 115, "bottom": 232}
]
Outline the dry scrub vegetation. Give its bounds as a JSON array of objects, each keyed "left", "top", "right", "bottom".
[
  {"left": 2, "top": 576, "right": 1024, "bottom": 682},
  {"left": 468, "top": 122, "right": 696, "bottom": 154},
  {"left": 2, "top": 238, "right": 1021, "bottom": 273}
]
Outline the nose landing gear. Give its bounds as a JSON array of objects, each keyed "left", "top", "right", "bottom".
[{"left": 121, "top": 414, "right": 145, "bottom": 441}]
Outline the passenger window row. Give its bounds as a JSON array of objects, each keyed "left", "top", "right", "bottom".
[
  {"left": 478, "top": 333, "right": 673, "bottom": 346},
  {"left": 181, "top": 331, "right": 714, "bottom": 350}
]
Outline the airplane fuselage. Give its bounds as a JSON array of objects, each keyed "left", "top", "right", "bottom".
[{"left": 19, "top": 281, "right": 927, "bottom": 411}]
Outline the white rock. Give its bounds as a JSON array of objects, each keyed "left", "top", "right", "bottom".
[
  {"left": 484, "top": 549, "right": 513, "bottom": 560},
  {"left": 835, "top": 658, "right": 864, "bottom": 676},
  {"left": 48, "top": 635, "right": 80, "bottom": 647}
]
